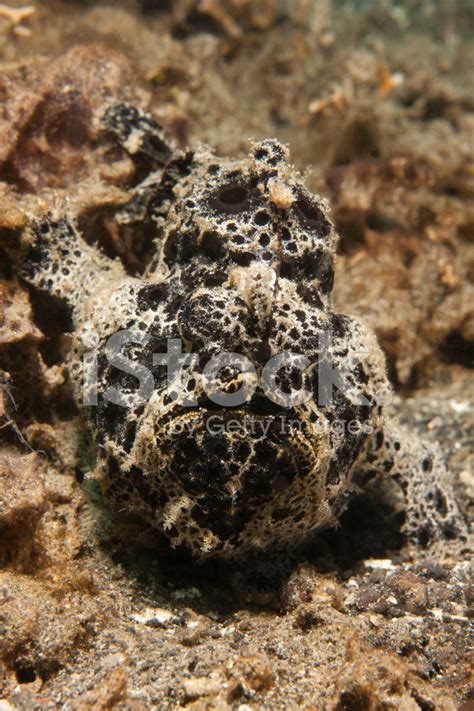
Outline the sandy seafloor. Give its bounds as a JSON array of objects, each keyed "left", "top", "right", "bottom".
[{"left": 0, "top": 1, "right": 473, "bottom": 708}]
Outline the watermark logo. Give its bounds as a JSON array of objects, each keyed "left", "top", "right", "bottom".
[
  {"left": 81, "top": 328, "right": 392, "bottom": 411},
  {"left": 168, "top": 412, "right": 381, "bottom": 440}
]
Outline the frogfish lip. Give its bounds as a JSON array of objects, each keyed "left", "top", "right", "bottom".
[
  {"left": 155, "top": 407, "right": 319, "bottom": 524},
  {"left": 149, "top": 403, "right": 321, "bottom": 484},
  {"left": 133, "top": 399, "right": 328, "bottom": 555}
]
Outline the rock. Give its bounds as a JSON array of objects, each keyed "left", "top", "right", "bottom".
[
  {"left": 182, "top": 675, "right": 223, "bottom": 702},
  {"left": 0, "top": 449, "right": 46, "bottom": 570},
  {"left": 226, "top": 655, "right": 274, "bottom": 700},
  {"left": 74, "top": 668, "right": 128, "bottom": 710},
  {"left": 0, "top": 284, "right": 41, "bottom": 346}
]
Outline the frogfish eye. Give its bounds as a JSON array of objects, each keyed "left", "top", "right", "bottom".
[{"left": 210, "top": 183, "right": 250, "bottom": 212}]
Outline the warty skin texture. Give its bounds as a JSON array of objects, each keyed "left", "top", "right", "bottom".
[{"left": 21, "top": 104, "right": 468, "bottom": 559}]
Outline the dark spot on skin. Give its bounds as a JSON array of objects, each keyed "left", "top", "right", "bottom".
[
  {"left": 254, "top": 148, "right": 269, "bottom": 161},
  {"left": 202, "top": 231, "right": 225, "bottom": 259},
  {"left": 232, "top": 251, "right": 253, "bottom": 267},
  {"left": 279, "top": 260, "right": 296, "bottom": 280},
  {"left": 294, "top": 196, "right": 330, "bottom": 236},
  {"left": 163, "top": 231, "right": 179, "bottom": 262},
  {"left": 442, "top": 523, "right": 457, "bottom": 540},
  {"left": 255, "top": 210, "right": 270, "bottom": 226},
  {"left": 251, "top": 340, "right": 272, "bottom": 364},
  {"left": 422, "top": 456, "right": 433, "bottom": 472},
  {"left": 435, "top": 489, "right": 448, "bottom": 517},
  {"left": 253, "top": 140, "right": 287, "bottom": 166},
  {"left": 138, "top": 283, "right": 167, "bottom": 310},
  {"left": 123, "top": 420, "right": 138, "bottom": 453},
  {"left": 272, "top": 507, "right": 289, "bottom": 522},
  {"left": 418, "top": 525, "right": 432, "bottom": 547}
]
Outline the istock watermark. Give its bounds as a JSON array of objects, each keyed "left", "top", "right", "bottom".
[{"left": 81, "top": 328, "right": 393, "bottom": 411}]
